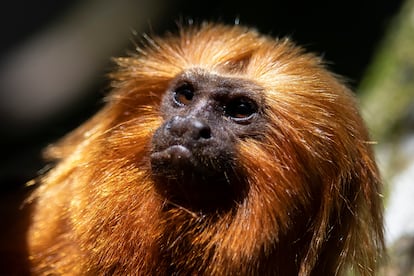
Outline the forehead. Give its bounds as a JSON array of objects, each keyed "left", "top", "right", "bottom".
[{"left": 168, "top": 68, "right": 265, "bottom": 99}]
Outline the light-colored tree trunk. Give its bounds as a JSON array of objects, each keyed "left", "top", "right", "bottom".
[{"left": 358, "top": 0, "right": 414, "bottom": 274}]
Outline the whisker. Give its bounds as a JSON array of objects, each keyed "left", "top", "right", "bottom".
[{"left": 166, "top": 200, "right": 200, "bottom": 219}]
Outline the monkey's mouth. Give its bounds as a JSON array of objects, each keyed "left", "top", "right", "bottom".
[
  {"left": 150, "top": 137, "right": 230, "bottom": 175},
  {"left": 150, "top": 144, "right": 244, "bottom": 211},
  {"left": 150, "top": 145, "right": 194, "bottom": 168}
]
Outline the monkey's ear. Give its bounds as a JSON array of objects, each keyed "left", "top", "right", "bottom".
[
  {"left": 302, "top": 143, "right": 384, "bottom": 275},
  {"left": 43, "top": 106, "right": 114, "bottom": 161},
  {"left": 349, "top": 144, "right": 384, "bottom": 268},
  {"left": 339, "top": 157, "right": 384, "bottom": 274}
]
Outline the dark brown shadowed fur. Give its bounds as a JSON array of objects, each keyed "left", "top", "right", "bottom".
[{"left": 27, "top": 23, "right": 384, "bottom": 275}]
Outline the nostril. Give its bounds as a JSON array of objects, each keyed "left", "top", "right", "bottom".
[
  {"left": 200, "top": 127, "right": 211, "bottom": 139},
  {"left": 199, "top": 125, "right": 212, "bottom": 139},
  {"left": 166, "top": 116, "right": 185, "bottom": 136},
  {"left": 191, "top": 120, "right": 211, "bottom": 140}
]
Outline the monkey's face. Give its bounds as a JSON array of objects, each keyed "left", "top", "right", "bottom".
[{"left": 150, "top": 69, "right": 266, "bottom": 210}]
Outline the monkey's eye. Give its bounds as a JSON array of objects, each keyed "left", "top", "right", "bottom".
[
  {"left": 173, "top": 83, "right": 194, "bottom": 106},
  {"left": 225, "top": 98, "right": 257, "bottom": 122}
]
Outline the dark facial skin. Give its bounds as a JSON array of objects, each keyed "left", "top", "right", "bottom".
[{"left": 150, "top": 69, "right": 266, "bottom": 211}]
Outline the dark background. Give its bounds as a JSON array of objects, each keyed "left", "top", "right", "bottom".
[{"left": 0, "top": 0, "right": 403, "bottom": 190}]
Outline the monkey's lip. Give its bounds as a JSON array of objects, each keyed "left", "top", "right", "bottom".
[{"left": 150, "top": 145, "right": 193, "bottom": 166}]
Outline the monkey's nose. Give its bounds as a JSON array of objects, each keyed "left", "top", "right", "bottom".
[
  {"left": 167, "top": 116, "right": 211, "bottom": 140},
  {"left": 191, "top": 119, "right": 211, "bottom": 139}
]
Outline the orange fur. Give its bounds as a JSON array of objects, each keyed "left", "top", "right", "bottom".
[{"left": 27, "top": 23, "right": 384, "bottom": 275}]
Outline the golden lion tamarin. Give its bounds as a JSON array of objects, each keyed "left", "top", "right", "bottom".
[{"left": 27, "top": 23, "right": 384, "bottom": 275}]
